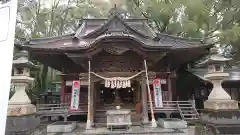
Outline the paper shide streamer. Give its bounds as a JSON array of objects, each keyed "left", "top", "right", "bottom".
[{"left": 91, "top": 71, "right": 144, "bottom": 89}]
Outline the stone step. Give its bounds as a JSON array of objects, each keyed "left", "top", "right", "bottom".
[
  {"left": 95, "top": 118, "right": 141, "bottom": 123},
  {"left": 95, "top": 113, "right": 140, "bottom": 116},
  {"left": 95, "top": 122, "right": 141, "bottom": 127}
]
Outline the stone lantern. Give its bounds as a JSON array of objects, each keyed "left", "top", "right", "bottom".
[
  {"left": 9, "top": 50, "right": 34, "bottom": 105},
  {"left": 198, "top": 47, "right": 238, "bottom": 110},
  {"left": 6, "top": 50, "right": 43, "bottom": 134},
  {"left": 195, "top": 47, "right": 240, "bottom": 135}
]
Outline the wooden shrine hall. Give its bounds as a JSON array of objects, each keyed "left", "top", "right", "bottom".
[{"left": 15, "top": 8, "right": 212, "bottom": 128}]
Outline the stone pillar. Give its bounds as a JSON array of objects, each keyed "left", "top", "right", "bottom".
[
  {"left": 141, "top": 77, "right": 149, "bottom": 124},
  {"left": 6, "top": 50, "right": 44, "bottom": 134}
]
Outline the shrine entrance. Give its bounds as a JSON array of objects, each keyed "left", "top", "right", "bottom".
[
  {"left": 99, "top": 80, "right": 139, "bottom": 110},
  {"left": 100, "top": 87, "right": 135, "bottom": 104}
]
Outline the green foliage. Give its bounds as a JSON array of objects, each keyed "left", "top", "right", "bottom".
[
  {"left": 128, "top": 0, "right": 240, "bottom": 60},
  {"left": 15, "top": 0, "right": 113, "bottom": 96}
]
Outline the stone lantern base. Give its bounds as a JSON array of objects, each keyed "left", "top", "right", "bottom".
[
  {"left": 7, "top": 104, "right": 37, "bottom": 116},
  {"left": 5, "top": 104, "right": 47, "bottom": 135},
  {"left": 204, "top": 100, "right": 239, "bottom": 110},
  {"left": 195, "top": 100, "right": 240, "bottom": 135}
]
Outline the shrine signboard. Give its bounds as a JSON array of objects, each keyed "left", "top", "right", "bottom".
[
  {"left": 70, "top": 80, "right": 80, "bottom": 110},
  {"left": 153, "top": 78, "right": 163, "bottom": 108}
]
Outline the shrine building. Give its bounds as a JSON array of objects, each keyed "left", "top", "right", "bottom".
[{"left": 15, "top": 8, "right": 213, "bottom": 128}]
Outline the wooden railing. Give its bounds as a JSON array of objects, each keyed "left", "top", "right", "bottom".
[
  {"left": 147, "top": 100, "right": 195, "bottom": 111},
  {"left": 37, "top": 100, "right": 195, "bottom": 115},
  {"left": 36, "top": 100, "right": 197, "bottom": 123},
  {"left": 37, "top": 103, "right": 123, "bottom": 113},
  {"left": 37, "top": 103, "right": 88, "bottom": 113}
]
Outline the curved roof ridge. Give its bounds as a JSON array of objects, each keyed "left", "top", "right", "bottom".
[
  {"left": 81, "top": 14, "right": 151, "bottom": 39},
  {"left": 85, "top": 33, "right": 171, "bottom": 49},
  {"left": 29, "top": 33, "right": 75, "bottom": 42},
  {"left": 155, "top": 33, "right": 211, "bottom": 43},
  {"left": 27, "top": 33, "right": 75, "bottom": 44}
]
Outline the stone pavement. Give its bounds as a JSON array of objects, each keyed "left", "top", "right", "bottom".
[{"left": 47, "top": 123, "right": 195, "bottom": 135}]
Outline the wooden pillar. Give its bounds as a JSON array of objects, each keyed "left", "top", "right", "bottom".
[
  {"left": 86, "top": 60, "right": 92, "bottom": 129},
  {"left": 136, "top": 81, "right": 141, "bottom": 114},
  {"left": 60, "top": 75, "right": 66, "bottom": 104},
  {"left": 93, "top": 83, "right": 99, "bottom": 124},
  {"left": 96, "top": 82, "right": 101, "bottom": 104},
  {"left": 171, "top": 73, "right": 177, "bottom": 100},
  {"left": 167, "top": 75, "right": 172, "bottom": 101},
  {"left": 141, "top": 77, "right": 149, "bottom": 124}
]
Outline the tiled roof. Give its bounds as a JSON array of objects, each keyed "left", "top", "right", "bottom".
[{"left": 15, "top": 12, "right": 212, "bottom": 51}]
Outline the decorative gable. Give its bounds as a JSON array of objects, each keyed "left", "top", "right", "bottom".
[
  {"left": 82, "top": 15, "right": 150, "bottom": 39},
  {"left": 105, "top": 16, "right": 129, "bottom": 33}
]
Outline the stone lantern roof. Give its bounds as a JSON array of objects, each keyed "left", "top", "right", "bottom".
[
  {"left": 12, "top": 50, "right": 35, "bottom": 68},
  {"left": 196, "top": 47, "right": 232, "bottom": 67}
]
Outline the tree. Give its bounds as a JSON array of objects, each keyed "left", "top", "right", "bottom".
[
  {"left": 15, "top": 0, "right": 110, "bottom": 97},
  {"left": 127, "top": 0, "right": 240, "bottom": 63}
]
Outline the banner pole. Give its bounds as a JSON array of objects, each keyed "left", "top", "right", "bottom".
[
  {"left": 86, "top": 60, "right": 92, "bottom": 129},
  {"left": 144, "top": 59, "right": 157, "bottom": 127}
]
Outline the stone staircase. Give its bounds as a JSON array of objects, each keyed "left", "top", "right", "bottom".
[{"left": 177, "top": 102, "right": 199, "bottom": 121}]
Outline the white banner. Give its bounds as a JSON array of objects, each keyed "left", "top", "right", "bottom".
[
  {"left": 70, "top": 80, "right": 80, "bottom": 110},
  {"left": 153, "top": 78, "right": 163, "bottom": 108},
  {"left": 0, "top": 0, "right": 18, "bottom": 134}
]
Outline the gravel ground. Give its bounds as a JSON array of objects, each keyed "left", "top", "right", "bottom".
[{"left": 47, "top": 123, "right": 195, "bottom": 135}]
